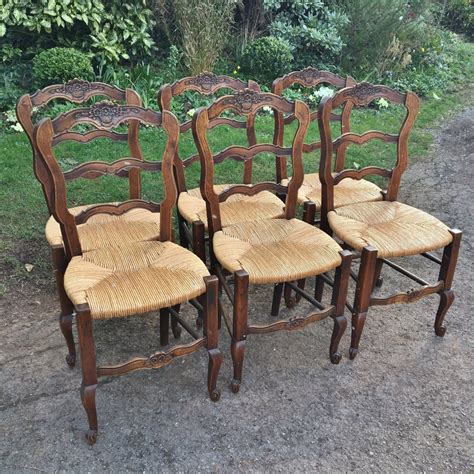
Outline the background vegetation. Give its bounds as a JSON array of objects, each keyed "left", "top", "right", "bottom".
[
  {"left": 1, "top": 0, "right": 473, "bottom": 118},
  {"left": 0, "top": 0, "right": 473, "bottom": 296}
]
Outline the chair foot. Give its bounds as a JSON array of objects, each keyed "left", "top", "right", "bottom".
[
  {"left": 196, "top": 316, "right": 203, "bottom": 330},
  {"left": 59, "top": 313, "right": 76, "bottom": 368},
  {"left": 230, "top": 379, "right": 241, "bottom": 394},
  {"left": 80, "top": 383, "right": 98, "bottom": 445},
  {"left": 329, "top": 314, "right": 347, "bottom": 365},
  {"left": 375, "top": 276, "right": 384, "bottom": 288},
  {"left": 85, "top": 429, "right": 98, "bottom": 446},
  {"left": 435, "top": 290, "right": 454, "bottom": 337},
  {"left": 171, "top": 314, "right": 182, "bottom": 339},
  {"left": 207, "top": 348, "right": 223, "bottom": 402},
  {"left": 230, "top": 339, "right": 246, "bottom": 394},
  {"left": 350, "top": 310, "right": 367, "bottom": 361},
  {"left": 349, "top": 347, "right": 358, "bottom": 360}
]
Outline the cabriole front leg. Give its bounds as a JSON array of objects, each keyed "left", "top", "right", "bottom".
[
  {"left": 52, "top": 246, "right": 76, "bottom": 368},
  {"left": 230, "top": 270, "right": 249, "bottom": 394}
]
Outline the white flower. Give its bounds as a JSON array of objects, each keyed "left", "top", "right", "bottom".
[{"left": 11, "top": 122, "right": 24, "bottom": 132}]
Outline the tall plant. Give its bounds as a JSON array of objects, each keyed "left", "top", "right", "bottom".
[{"left": 153, "top": 0, "right": 237, "bottom": 75}]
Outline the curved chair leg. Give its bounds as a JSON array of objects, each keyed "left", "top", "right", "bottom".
[
  {"left": 76, "top": 307, "right": 98, "bottom": 445},
  {"left": 283, "top": 283, "right": 296, "bottom": 308},
  {"left": 177, "top": 211, "right": 190, "bottom": 249},
  {"left": 373, "top": 259, "right": 384, "bottom": 289},
  {"left": 314, "top": 276, "right": 325, "bottom": 302},
  {"left": 231, "top": 270, "right": 249, "bottom": 394},
  {"left": 52, "top": 246, "right": 76, "bottom": 368},
  {"left": 192, "top": 220, "right": 206, "bottom": 264},
  {"left": 329, "top": 250, "right": 352, "bottom": 363},
  {"left": 330, "top": 315, "right": 347, "bottom": 364},
  {"left": 160, "top": 308, "right": 170, "bottom": 346},
  {"left": 171, "top": 304, "right": 182, "bottom": 339},
  {"left": 434, "top": 290, "right": 454, "bottom": 337},
  {"left": 202, "top": 276, "right": 223, "bottom": 402},
  {"left": 350, "top": 246, "right": 378, "bottom": 360},
  {"left": 435, "top": 229, "right": 461, "bottom": 337},
  {"left": 271, "top": 282, "right": 284, "bottom": 316}
]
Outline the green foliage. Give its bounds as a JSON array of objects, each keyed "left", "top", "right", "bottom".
[
  {"left": 442, "top": 0, "right": 474, "bottom": 38},
  {"left": 33, "top": 47, "right": 93, "bottom": 87},
  {"left": 0, "top": 0, "right": 155, "bottom": 65},
  {"left": 241, "top": 36, "right": 293, "bottom": 85},
  {"left": 264, "top": 0, "right": 348, "bottom": 69}
]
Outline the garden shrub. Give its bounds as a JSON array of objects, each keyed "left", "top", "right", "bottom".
[
  {"left": 241, "top": 36, "right": 293, "bottom": 85},
  {"left": 264, "top": 0, "right": 348, "bottom": 69},
  {"left": 0, "top": 0, "right": 155, "bottom": 66},
  {"left": 441, "top": 0, "right": 474, "bottom": 38},
  {"left": 33, "top": 48, "right": 93, "bottom": 87}
]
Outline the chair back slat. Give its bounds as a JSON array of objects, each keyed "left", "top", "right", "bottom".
[
  {"left": 63, "top": 158, "right": 162, "bottom": 181},
  {"left": 35, "top": 106, "right": 180, "bottom": 258},
  {"left": 52, "top": 130, "right": 128, "bottom": 145},
  {"left": 192, "top": 89, "right": 310, "bottom": 237},
  {"left": 16, "top": 80, "right": 144, "bottom": 208},
  {"left": 272, "top": 67, "right": 356, "bottom": 182},
  {"left": 158, "top": 73, "right": 260, "bottom": 190},
  {"left": 318, "top": 82, "right": 420, "bottom": 231},
  {"left": 213, "top": 144, "right": 292, "bottom": 164}
]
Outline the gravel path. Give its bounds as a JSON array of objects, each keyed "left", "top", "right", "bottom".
[{"left": 1, "top": 106, "right": 473, "bottom": 472}]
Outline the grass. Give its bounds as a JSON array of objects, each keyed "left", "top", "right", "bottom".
[{"left": 0, "top": 78, "right": 473, "bottom": 297}]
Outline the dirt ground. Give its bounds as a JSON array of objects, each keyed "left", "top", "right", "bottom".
[{"left": 1, "top": 106, "right": 473, "bottom": 472}]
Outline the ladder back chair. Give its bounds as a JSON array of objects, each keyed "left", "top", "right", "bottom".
[
  {"left": 158, "top": 72, "right": 285, "bottom": 263},
  {"left": 318, "top": 82, "right": 462, "bottom": 360},
  {"left": 273, "top": 67, "right": 383, "bottom": 218},
  {"left": 193, "top": 89, "right": 353, "bottom": 393},
  {"left": 16, "top": 80, "right": 153, "bottom": 367},
  {"left": 35, "top": 104, "right": 222, "bottom": 445}
]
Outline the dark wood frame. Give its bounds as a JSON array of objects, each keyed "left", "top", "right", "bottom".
[
  {"left": 35, "top": 104, "right": 223, "bottom": 444},
  {"left": 192, "top": 89, "right": 353, "bottom": 392},
  {"left": 272, "top": 67, "right": 356, "bottom": 184},
  {"left": 158, "top": 72, "right": 260, "bottom": 263},
  {"left": 272, "top": 68, "right": 356, "bottom": 305},
  {"left": 16, "top": 80, "right": 144, "bottom": 368},
  {"left": 318, "top": 82, "right": 462, "bottom": 359}
]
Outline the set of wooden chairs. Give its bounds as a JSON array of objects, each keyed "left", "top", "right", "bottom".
[{"left": 17, "top": 68, "right": 461, "bottom": 445}]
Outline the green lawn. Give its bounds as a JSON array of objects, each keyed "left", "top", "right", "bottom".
[{"left": 0, "top": 85, "right": 472, "bottom": 298}]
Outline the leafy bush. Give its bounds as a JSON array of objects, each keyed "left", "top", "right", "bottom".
[
  {"left": 0, "top": 1, "right": 154, "bottom": 65},
  {"left": 264, "top": 0, "right": 348, "bottom": 69},
  {"left": 33, "top": 48, "right": 93, "bottom": 87},
  {"left": 241, "top": 36, "right": 293, "bottom": 85},
  {"left": 441, "top": 0, "right": 474, "bottom": 38}
]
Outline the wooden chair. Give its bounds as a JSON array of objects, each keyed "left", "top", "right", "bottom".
[
  {"left": 192, "top": 89, "right": 353, "bottom": 393},
  {"left": 272, "top": 68, "right": 377, "bottom": 306},
  {"left": 16, "top": 80, "right": 156, "bottom": 368},
  {"left": 272, "top": 67, "right": 383, "bottom": 218},
  {"left": 158, "top": 72, "right": 285, "bottom": 262},
  {"left": 35, "top": 103, "right": 222, "bottom": 444},
  {"left": 318, "top": 82, "right": 462, "bottom": 359}
]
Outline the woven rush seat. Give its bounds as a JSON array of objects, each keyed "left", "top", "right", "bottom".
[
  {"left": 282, "top": 173, "right": 383, "bottom": 209},
  {"left": 64, "top": 241, "right": 209, "bottom": 319},
  {"left": 178, "top": 184, "right": 285, "bottom": 229},
  {"left": 213, "top": 218, "right": 342, "bottom": 284},
  {"left": 45, "top": 204, "right": 160, "bottom": 252},
  {"left": 328, "top": 201, "right": 453, "bottom": 258}
]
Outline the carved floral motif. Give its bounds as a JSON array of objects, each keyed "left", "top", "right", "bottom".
[
  {"left": 292, "top": 67, "right": 323, "bottom": 86},
  {"left": 345, "top": 82, "right": 379, "bottom": 104},
  {"left": 184, "top": 72, "right": 221, "bottom": 91},
  {"left": 221, "top": 89, "right": 272, "bottom": 111},
  {"left": 145, "top": 352, "right": 173, "bottom": 368},
  {"left": 50, "top": 79, "right": 105, "bottom": 100},
  {"left": 74, "top": 101, "right": 140, "bottom": 126}
]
